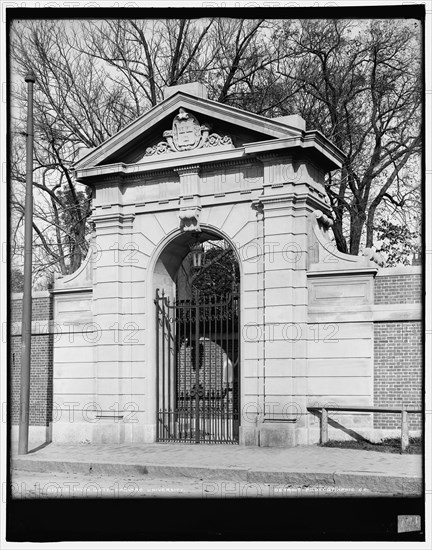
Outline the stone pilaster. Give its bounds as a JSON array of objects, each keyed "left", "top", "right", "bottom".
[
  {"left": 175, "top": 165, "right": 202, "bottom": 231},
  {"left": 257, "top": 154, "right": 331, "bottom": 446}
]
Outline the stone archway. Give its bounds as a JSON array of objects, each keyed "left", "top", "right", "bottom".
[{"left": 52, "top": 83, "right": 349, "bottom": 446}]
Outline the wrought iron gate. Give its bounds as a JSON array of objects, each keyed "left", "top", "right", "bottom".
[{"left": 155, "top": 289, "right": 239, "bottom": 444}]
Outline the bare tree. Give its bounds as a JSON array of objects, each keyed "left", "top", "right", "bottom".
[
  {"left": 277, "top": 19, "right": 421, "bottom": 254},
  {"left": 79, "top": 19, "right": 217, "bottom": 111},
  {"left": 10, "top": 20, "right": 133, "bottom": 283}
]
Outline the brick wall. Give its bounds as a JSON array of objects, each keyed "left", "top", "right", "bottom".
[
  {"left": 373, "top": 321, "right": 422, "bottom": 429},
  {"left": 10, "top": 293, "right": 54, "bottom": 426},
  {"left": 373, "top": 270, "right": 422, "bottom": 431},
  {"left": 177, "top": 337, "right": 238, "bottom": 396},
  {"left": 374, "top": 273, "right": 422, "bottom": 304}
]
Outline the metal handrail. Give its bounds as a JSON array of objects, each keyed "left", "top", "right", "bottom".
[{"left": 307, "top": 405, "right": 421, "bottom": 413}]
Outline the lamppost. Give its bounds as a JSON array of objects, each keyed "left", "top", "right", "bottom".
[{"left": 18, "top": 72, "right": 36, "bottom": 455}]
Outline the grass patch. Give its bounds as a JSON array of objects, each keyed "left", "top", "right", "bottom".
[{"left": 321, "top": 437, "right": 422, "bottom": 454}]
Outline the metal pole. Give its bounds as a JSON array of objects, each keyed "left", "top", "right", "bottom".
[{"left": 18, "top": 72, "right": 36, "bottom": 455}]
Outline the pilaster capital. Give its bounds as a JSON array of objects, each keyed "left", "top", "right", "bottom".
[
  {"left": 92, "top": 210, "right": 135, "bottom": 231},
  {"left": 174, "top": 164, "right": 201, "bottom": 176}
]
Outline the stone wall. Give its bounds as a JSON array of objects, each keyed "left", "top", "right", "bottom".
[
  {"left": 10, "top": 264, "right": 423, "bottom": 445},
  {"left": 306, "top": 216, "right": 422, "bottom": 443}
]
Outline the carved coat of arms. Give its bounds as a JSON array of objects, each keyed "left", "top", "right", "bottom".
[
  {"left": 145, "top": 108, "right": 232, "bottom": 157},
  {"left": 170, "top": 109, "right": 204, "bottom": 150}
]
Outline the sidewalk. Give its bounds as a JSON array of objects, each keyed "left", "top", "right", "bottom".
[{"left": 11, "top": 441, "right": 422, "bottom": 495}]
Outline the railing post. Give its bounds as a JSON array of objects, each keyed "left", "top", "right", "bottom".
[
  {"left": 401, "top": 407, "right": 409, "bottom": 453},
  {"left": 321, "top": 408, "right": 328, "bottom": 444}
]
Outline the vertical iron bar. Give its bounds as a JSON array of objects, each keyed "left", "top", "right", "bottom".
[
  {"left": 155, "top": 290, "right": 160, "bottom": 441},
  {"left": 215, "top": 295, "right": 218, "bottom": 442},
  {"left": 161, "top": 291, "right": 165, "bottom": 439},
  {"left": 187, "top": 301, "right": 190, "bottom": 440},
  {"left": 236, "top": 293, "right": 240, "bottom": 443},
  {"left": 218, "top": 295, "right": 222, "bottom": 442},
  {"left": 182, "top": 301, "right": 185, "bottom": 441},
  {"left": 195, "top": 291, "right": 200, "bottom": 443},
  {"left": 225, "top": 293, "right": 229, "bottom": 441},
  {"left": 167, "top": 298, "right": 171, "bottom": 440},
  {"left": 231, "top": 293, "right": 234, "bottom": 441},
  {"left": 202, "top": 295, "right": 206, "bottom": 442},
  {"left": 174, "top": 300, "right": 177, "bottom": 441}
]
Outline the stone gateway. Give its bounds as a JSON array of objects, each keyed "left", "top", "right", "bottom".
[{"left": 12, "top": 83, "right": 420, "bottom": 447}]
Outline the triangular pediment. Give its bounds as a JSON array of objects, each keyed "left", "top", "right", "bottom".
[{"left": 74, "top": 92, "right": 303, "bottom": 171}]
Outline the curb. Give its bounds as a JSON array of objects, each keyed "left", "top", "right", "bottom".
[{"left": 12, "top": 458, "right": 422, "bottom": 495}]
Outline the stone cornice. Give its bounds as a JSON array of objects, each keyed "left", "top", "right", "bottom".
[
  {"left": 74, "top": 130, "right": 343, "bottom": 185},
  {"left": 75, "top": 139, "right": 343, "bottom": 186},
  {"left": 74, "top": 148, "right": 247, "bottom": 183},
  {"left": 245, "top": 133, "right": 344, "bottom": 171}
]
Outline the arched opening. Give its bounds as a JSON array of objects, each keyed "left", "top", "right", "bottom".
[{"left": 153, "top": 228, "right": 240, "bottom": 444}]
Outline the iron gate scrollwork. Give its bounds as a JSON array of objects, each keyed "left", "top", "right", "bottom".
[{"left": 155, "top": 289, "right": 239, "bottom": 444}]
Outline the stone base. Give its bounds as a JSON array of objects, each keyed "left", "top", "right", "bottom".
[
  {"left": 92, "top": 420, "right": 127, "bottom": 444},
  {"left": 52, "top": 421, "right": 94, "bottom": 444},
  {"left": 239, "top": 426, "right": 259, "bottom": 446},
  {"left": 240, "top": 423, "right": 297, "bottom": 447},
  {"left": 258, "top": 422, "right": 296, "bottom": 448},
  {"left": 11, "top": 424, "right": 52, "bottom": 446},
  {"left": 51, "top": 421, "right": 156, "bottom": 444},
  {"left": 294, "top": 427, "right": 308, "bottom": 446}
]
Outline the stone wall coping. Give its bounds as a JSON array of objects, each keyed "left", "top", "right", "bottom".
[
  {"left": 307, "top": 268, "right": 378, "bottom": 277},
  {"left": 10, "top": 319, "right": 94, "bottom": 335},
  {"left": 11, "top": 290, "right": 51, "bottom": 300},
  {"left": 50, "top": 286, "right": 93, "bottom": 295},
  {"left": 308, "top": 302, "right": 421, "bottom": 323},
  {"left": 376, "top": 265, "right": 422, "bottom": 277}
]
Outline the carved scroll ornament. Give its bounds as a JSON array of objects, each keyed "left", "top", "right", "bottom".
[{"left": 145, "top": 108, "right": 233, "bottom": 156}]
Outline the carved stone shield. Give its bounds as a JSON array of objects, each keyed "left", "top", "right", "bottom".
[
  {"left": 172, "top": 109, "right": 201, "bottom": 150},
  {"left": 144, "top": 108, "right": 232, "bottom": 157}
]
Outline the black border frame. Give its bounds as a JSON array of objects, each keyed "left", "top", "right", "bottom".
[{"left": 5, "top": 4, "right": 426, "bottom": 543}]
